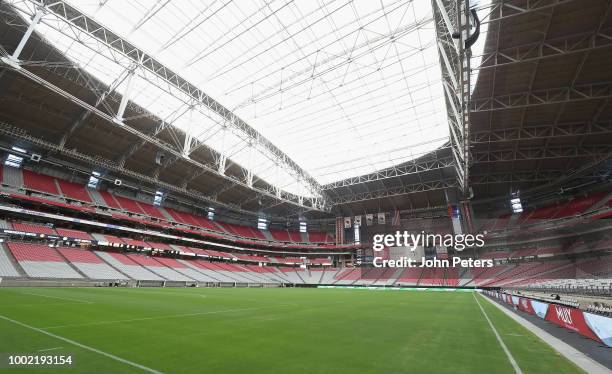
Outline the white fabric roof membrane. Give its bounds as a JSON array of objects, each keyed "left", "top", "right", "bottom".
[{"left": 12, "top": 0, "right": 460, "bottom": 198}]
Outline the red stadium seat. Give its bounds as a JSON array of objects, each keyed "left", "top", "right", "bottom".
[
  {"left": 12, "top": 222, "right": 56, "bottom": 235},
  {"left": 57, "top": 180, "right": 92, "bottom": 203},
  {"left": 22, "top": 170, "right": 59, "bottom": 195}
]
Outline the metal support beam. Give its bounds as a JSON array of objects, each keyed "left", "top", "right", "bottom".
[
  {"left": 471, "top": 121, "right": 612, "bottom": 143},
  {"left": 10, "top": 0, "right": 327, "bottom": 206},
  {"left": 472, "top": 30, "right": 612, "bottom": 72},
  {"left": 331, "top": 179, "right": 458, "bottom": 205},
  {"left": 0, "top": 58, "right": 328, "bottom": 212},
  {"left": 472, "top": 145, "right": 611, "bottom": 163},
  {"left": 0, "top": 119, "right": 256, "bottom": 215},
  {"left": 322, "top": 153, "right": 454, "bottom": 190},
  {"left": 470, "top": 83, "right": 612, "bottom": 112},
  {"left": 471, "top": 170, "right": 565, "bottom": 184},
  {"left": 9, "top": 5, "right": 42, "bottom": 61},
  {"left": 114, "top": 66, "right": 136, "bottom": 123},
  {"left": 477, "top": 0, "right": 581, "bottom": 25},
  {"left": 432, "top": 0, "right": 472, "bottom": 195}
]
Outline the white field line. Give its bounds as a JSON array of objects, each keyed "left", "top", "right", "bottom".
[
  {"left": 18, "top": 292, "right": 94, "bottom": 304},
  {"left": 38, "top": 346, "right": 63, "bottom": 352},
  {"left": 0, "top": 314, "right": 163, "bottom": 374},
  {"left": 481, "top": 293, "right": 610, "bottom": 374},
  {"left": 0, "top": 302, "right": 93, "bottom": 308},
  {"left": 473, "top": 292, "right": 523, "bottom": 374},
  {"left": 41, "top": 305, "right": 292, "bottom": 330}
]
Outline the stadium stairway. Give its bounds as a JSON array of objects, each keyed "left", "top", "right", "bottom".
[
  {"left": 0, "top": 243, "right": 23, "bottom": 277},
  {"left": 157, "top": 207, "right": 176, "bottom": 222},
  {"left": 318, "top": 268, "right": 336, "bottom": 284},
  {"left": 204, "top": 263, "right": 253, "bottom": 283},
  {"left": 95, "top": 251, "right": 163, "bottom": 281},
  {"left": 127, "top": 254, "right": 193, "bottom": 281},
  {"left": 277, "top": 268, "right": 297, "bottom": 283},
  {"left": 278, "top": 268, "right": 304, "bottom": 284},
  {"left": 260, "top": 229, "right": 275, "bottom": 241},
  {"left": 176, "top": 260, "right": 222, "bottom": 282},
  {"left": 7, "top": 243, "right": 82, "bottom": 279},
  {"left": 154, "top": 258, "right": 207, "bottom": 281},
  {"left": 2, "top": 165, "right": 24, "bottom": 188},
  {"left": 189, "top": 261, "right": 237, "bottom": 282},
  {"left": 87, "top": 189, "right": 108, "bottom": 207},
  {"left": 58, "top": 248, "right": 128, "bottom": 280},
  {"left": 0, "top": 219, "right": 11, "bottom": 230},
  {"left": 55, "top": 248, "right": 90, "bottom": 279},
  {"left": 308, "top": 269, "right": 324, "bottom": 284}
]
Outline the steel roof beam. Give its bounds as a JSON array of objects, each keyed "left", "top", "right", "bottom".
[
  {"left": 321, "top": 152, "right": 454, "bottom": 190},
  {"left": 472, "top": 145, "right": 611, "bottom": 163},
  {"left": 471, "top": 121, "right": 612, "bottom": 143},
  {"left": 472, "top": 30, "right": 612, "bottom": 72},
  {"left": 470, "top": 83, "right": 612, "bottom": 112},
  {"left": 331, "top": 179, "right": 458, "bottom": 205},
  {"left": 432, "top": 0, "right": 472, "bottom": 195},
  {"left": 9, "top": 0, "right": 329, "bottom": 209}
]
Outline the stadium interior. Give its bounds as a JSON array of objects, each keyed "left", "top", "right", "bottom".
[{"left": 0, "top": 0, "right": 610, "bottom": 373}]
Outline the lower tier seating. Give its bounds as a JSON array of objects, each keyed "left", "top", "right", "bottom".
[
  {"left": 7, "top": 242, "right": 82, "bottom": 278},
  {"left": 58, "top": 248, "right": 127, "bottom": 280}
]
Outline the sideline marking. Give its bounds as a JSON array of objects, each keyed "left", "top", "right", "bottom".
[
  {"left": 0, "top": 314, "right": 163, "bottom": 374},
  {"left": 481, "top": 293, "right": 610, "bottom": 374},
  {"left": 38, "top": 346, "right": 63, "bottom": 352},
  {"left": 473, "top": 293, "right": 523, "bottom": 374},
  {"left": 19, "top": 292, "right": 93, "bottom": 304},
  {"left": 41, "top": 305, "right": 291, "bottom": 330}
]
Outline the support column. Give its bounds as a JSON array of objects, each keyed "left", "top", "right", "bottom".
[
  {"left": 11, "top": 8, "right": 44, "bottom": 61},
  {"left": 115, "top": 68, "right": 136, "bottom": 123},
  {"left": 218, "top": 126, "right": 227, "bottom": 175},
  {"left": 182, "top": 106, "right": 194, "bottom": 158},
  {"left": 246, "top": 141, "right": 254, "bottom": 187}
]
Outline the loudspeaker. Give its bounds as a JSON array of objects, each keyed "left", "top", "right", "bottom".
[
  {"left": 155, "top": 151, "right": 165, "bottom": 165},
  {"left": 114, "top": 179, "right": 122, "bottom": 186},
  {"left": 30, "top": 153, "right": 41, "bottom": 162}
]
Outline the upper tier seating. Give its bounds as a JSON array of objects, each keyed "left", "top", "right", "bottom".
[
  {"left": 7, "top": 242, "right": 81, "bottom": 278},
  {"left": 98, "top": 190, "right": 122, "bottom": 209},
  {"left": 56, "top": 228, "right": 93, "bottom": 241},
  {"left": 5, "top": 170, "right": 339, "bottom": 246},
  {"left": 137, "top": 202, "right": 167, "bottom": 220},
  {"left": 114, "top": 195, "right": 145, "bottom": 215},
  {"left": 164, "top": 207, "right": 199, "bottom": 226},
  {"left": 554, "top": 192, "right": 608, "bottom": 218},
  {"left": 288, "top": 231, "right": 303, "bottom": 242},
  {"left": 12, "top": 222, "right": 56, "bottom": 235},
  {"left": 22, "top": 170, "right": 59, "bottom": 195},
  {"left": 57, "top": 180, "right": 92, "bottom": 203},
  {"left": 307, "top": 232, "right": 332, "bottom": 243},
  {"left": 270, "top": 230, "right": 291, "bottom": 242}
]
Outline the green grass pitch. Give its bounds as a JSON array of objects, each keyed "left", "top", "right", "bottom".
[{"left": 0, "top": 288, "right": 582, "bottom": 373}]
